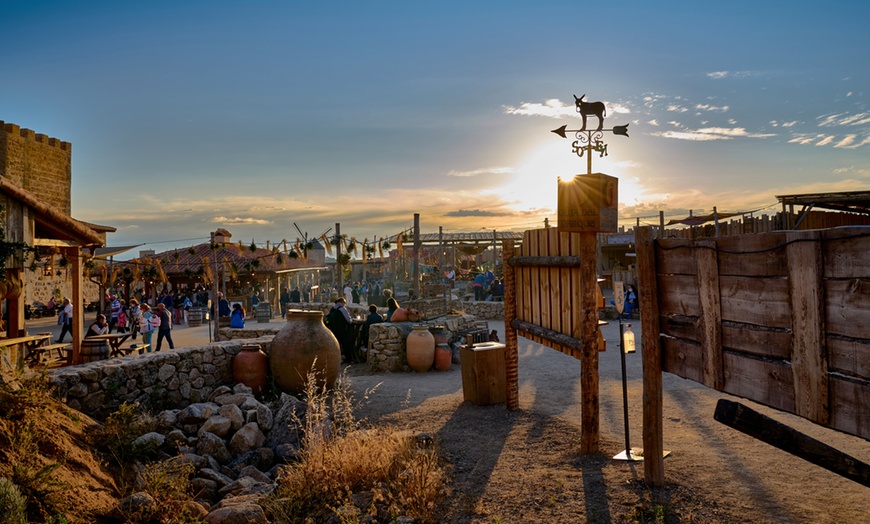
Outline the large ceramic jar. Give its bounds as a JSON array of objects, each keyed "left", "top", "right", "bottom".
[
  {"left": 406, "top": 325, "right": 435, "bottom": 372},
  {"left": 269, "top": 310, "right": 340, "bottom": 394},
  {"left": 434, "top": 344, "right": 451, "bottom": 371},
  {"left": 233, "top": 343, "right": 269, "bottom": 396}
]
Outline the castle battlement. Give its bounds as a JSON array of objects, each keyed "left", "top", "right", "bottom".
[{"left": 1, "top": 120, "right": 71, "bottom": 150}]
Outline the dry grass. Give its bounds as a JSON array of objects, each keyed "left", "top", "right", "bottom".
[{"left": 267, "top": 369, "right": 448, "bottom": 524}]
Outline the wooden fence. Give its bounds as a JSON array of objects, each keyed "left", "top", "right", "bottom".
[{"left": 641, "top": 226, "right": 870, "bottom": 440}]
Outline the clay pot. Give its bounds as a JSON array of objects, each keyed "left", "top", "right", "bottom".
[
  {"left": 429, "top": 326, "right": 448, "bottom": 346},
  {"left": 391, "top": 307, "right": 421, "bottom": 322},
  {"left": 269, "top": 309, "right": 340, "bottom": 395},
  {"left": 233, "top": 343, "right": 269, "bottom": 396},
  {"left": 406, "top": 325, "right": 435, "bottom": 372},
  {"left": 434, "top": 343, "right": 451, "bottom": 371}
]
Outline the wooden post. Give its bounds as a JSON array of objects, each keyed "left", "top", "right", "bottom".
[
  {"left": 636, "top": 226, "right": 664, "bottom": 487},
  {"left": 335, "top": 223, "right": 342, "bottom": 294},
  {"left": 786, "top": 230, "right": 829, "bottom": 424},
  {"left": 71, "top": 247, "right": 84, "bottom": 364},
  {"left": 695, "top": 240, "right": 724, "bottom": 390},
  {"left": 413, "top": 214, "right": 420, "bottom": 298},
  {"left": 503, "top": 239, "right": 519, "bottom": 410},
  {"left": 579, "top": 231, "right": 599, "bottom": 454}
]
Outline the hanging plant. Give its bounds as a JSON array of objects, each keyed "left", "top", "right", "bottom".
[
  {"left": 250, "top": 240, "right": 258, "bottom": 252},
  {"left": 0, "top": 204, "right": 36, "bottom": 280},
  {"left": 58, "top": 254, "right": 70, "bottom": 268},
  {"left": 251, "top": 259, "right": 260, "bottom": 268},
  {"left": 289, "top": 250, "right": 299, "bottom": 259},
  {"left": 338, "top": 253, "right": 351, "bottom": 267},
  {"left": 188, "top": 247, "right": 197, "bottom": 256},
  {"left": 276, "top": 253, "right": 284, "bottom": 265},
  {"left": 173, "top": 250, "right": 180, "bottom": 262}
]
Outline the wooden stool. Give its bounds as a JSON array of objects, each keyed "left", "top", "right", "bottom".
[{"left": 460, "top": 340, "right": 506, "bottom": 406}]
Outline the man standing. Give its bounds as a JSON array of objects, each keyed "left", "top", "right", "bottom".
[
  {"left": 280, "top": 286, "right": 290, "bottom": 317},
  {"left": 325, "top": 297, "right": 354, "bottom": 363},
  {"left": 108, "top": 295, "right": 121, "bottom": 333},
  {"left": 155, "top": 303, "right": 175, "bottom": 351}
]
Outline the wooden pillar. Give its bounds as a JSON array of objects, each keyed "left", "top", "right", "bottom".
[
  {"left": 636, "top": 226, "right": 664, "bottom": 487},
  {"left": 70, "top": 247, "right": 84, "bottom": 364},
  {"left": 695, "top": 240, "right": 724, "bottom": 390},
  {"left": 786, "top": 230, "right": 828, "bottom": 425},
  {"left": 335, "top": 223, "right": 342, "bottom": 294},
  {"left": 579, "top": 231, "right": 599, "bottom": 454},
  {"left": 503, "top": 239, "right": 519, "bottom": 410},
  {"left": 412, "top": 214, "right": 420, "bottom": 298}
]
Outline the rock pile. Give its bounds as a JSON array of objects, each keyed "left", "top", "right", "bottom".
[{"left": 112, "top": 383, "right": 306, "bottom": 523}]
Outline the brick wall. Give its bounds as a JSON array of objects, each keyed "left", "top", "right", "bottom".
[{"left": 0, "top": 120, "right": 72, "bottom": 215}]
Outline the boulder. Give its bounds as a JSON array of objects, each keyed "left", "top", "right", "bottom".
[
  {"left": 197, "top": 432, "right": 233, "bottom": 465},
  {"left": 229, "top": 423, "right": 265, "bottom": 456},
  {"left": 133, "top": 432, "right": 165, "bottom": 452},
  {"left": 218, "top": 403, "right": 245, "bottom": 431},
  {"left": 204, "top": 504, "right": 267, "bottom": 524},
  {"left": 177, "top": 402, "right": 220, "bottom": 424},
  {"left": 199, "top": 415, "right": 233, "bottom": 438}
]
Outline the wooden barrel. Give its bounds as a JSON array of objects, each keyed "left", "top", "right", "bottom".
[
  {"left": 80, "top": 339, "right": 109, "bottom": 363},
  {"left": 188, "top": 307, "right": 203, "bottom": 327},
  {"left": 256, "top": 303, "right": 272, "bottom": 323}
]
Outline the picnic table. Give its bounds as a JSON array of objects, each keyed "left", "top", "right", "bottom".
[
  {"left": 84, "top": 333, "right": 133, "bottom": 357},
  {"left": 1, "top": 334, "right": 52, "bottom": 365}
]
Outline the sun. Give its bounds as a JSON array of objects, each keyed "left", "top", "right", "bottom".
[{"left": 502, "top": 140, "right": 650, "bottom": 215}]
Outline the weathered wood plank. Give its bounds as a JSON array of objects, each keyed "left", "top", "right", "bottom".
[
  {"left": 822, "top": 228, "right": 870, "bottom": 279},
  {"left": 722, "top": 352, "right": 795, "bottom": 413},
  {"left": 721, "top": 323, "right": 792, "bottom": 360},
  {"left": 578, "top": 231, "right": 600, "bottom": 454},
  {"left": 655, "top": 239, "right": 697, "bottom": 275},
  {"left": 512, "top": 319, "right": 582, "bottom": 352},
  {"left": 714, "top": 399, "right": 870, "bottom": 487},
  {"left": 658, "top": 274, "right": 701, "bottom": 316},
  {"left": 510, "top": 255, "right": 583, "bottom": 267},
  {"left": 661, "top": 337, "right": 703, "bottom": 384},
  {"left": 827, "top": 335, "right": 870, "bottom": 378},
  {"left": 829, "top": 375, "right": 870, "bottom": 440},
  {"left": 824, "top": 279, "right": 870, "bottom": 339},
  {"left": 503, "top": 239, "right": 519, "bottom": 411},
  {"left": 538, "top": 230, "right": 552, "bottom": 338},
  {"left": 696, "top": 240, "right": 724, "bottom": 390},
  {"left": 786, "top": 230, "right": 828, "bottom": 425},
  {"left": 660, "top": 314, "right": 701, "bottom": 343},
  {"left": 560, "top": 231, "right": 577, "bottom": 359},
  {"left": 715, "top": 232, "right": 789, "bottom": 277},
  {"left": 719, "top": 275, "right": 791, "bottom": 328},
  {"left": 636, "top": 227, "right": 665, "bottom": 487}
]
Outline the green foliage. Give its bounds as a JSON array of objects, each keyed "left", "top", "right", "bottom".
[
  {"left": 0, "top": 204, "right": 35, "bottom": 280},
  {"left": 89, "top": 402, "right": 159, "bottom": 471},
  {"left": 0, "top": 477, "right": 27, "bottom": 524}
]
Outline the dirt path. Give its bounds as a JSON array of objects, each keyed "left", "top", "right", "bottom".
[{"left": 347, "top": 320, "right": 870, "bottom": 523}]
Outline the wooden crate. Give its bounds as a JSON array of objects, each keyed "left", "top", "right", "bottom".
[{"left": 460, "top": 342, "right": 506, "bottom": 405}]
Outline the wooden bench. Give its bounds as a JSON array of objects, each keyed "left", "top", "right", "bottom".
[
  {"left": 41, "top": 343, "right": 71, "bottom": 361},
  {"left": 123, "top": 343, "right": 150, "bottom": 355}
]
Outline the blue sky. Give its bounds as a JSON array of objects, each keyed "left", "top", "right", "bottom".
[{"left": 2, "top": 1, "right": 869, "bottom": 258}]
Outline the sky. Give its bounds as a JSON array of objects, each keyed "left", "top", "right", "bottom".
[{"left": 2, "top": 1, "right": 869, "bottom": 259}]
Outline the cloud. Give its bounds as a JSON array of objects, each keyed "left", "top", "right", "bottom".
[
  {"left": 503, "top": 99, "right": 574, "bottom": 118},
  {"left": 789, "top": 132, "right": 870, "bottom": 149},
  {"left": 213, "top": 216, "right": 273, "bottom": 225},
  {"left": 447, "top": 167, "right": 515, "bottom": 177},
  {"left": 652, "top": 127, "right": 776, "bottom": 141},
  {"left": 666, "top": 105, "right": 689, "bottom": 113},
  {"left": 706, "top": 71, "right": 753, "bottom": 79},
  {"left": 504, "top": 98, "right": 631, "bottom": 118},
  {"left": 695, "top": 104, "right": 729, "bottom": 112},
  {"left": 444, "top": 209, "right": 510, "bottom": 217},
  {"left": 818, "top": 111, "right": 870, "bottom": 127},
  {"left": 770, "top": 120, "right": 800, "bottom": 128},
  {"left": 647, "top": 119, "right": 659, "bottom": 127}
]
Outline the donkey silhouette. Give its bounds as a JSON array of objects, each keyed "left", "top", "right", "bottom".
[{"left": 574, "top": 94, "right": 606, "bottom": 131}]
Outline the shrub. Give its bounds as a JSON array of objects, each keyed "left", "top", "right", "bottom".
[
  {"left": 266, "top": 369, "right": 447, "bottom": 524},
  {"left": 0, "top": 477, "right": 27, "bottom": 524}
]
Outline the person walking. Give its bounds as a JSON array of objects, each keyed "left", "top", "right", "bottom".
[
  {"left": 138, "top": 303, "right": 154, "bottom": 352},
  {"left": 155, "top": 303, "right": 175, "bottom": 351},
  {"left": 55, "top": 297, "right": 73, "bottom": 343}
]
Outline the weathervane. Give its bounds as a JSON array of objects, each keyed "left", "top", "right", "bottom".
[{"left": 552, "top": 93, "right": 629, "bottom": 174}]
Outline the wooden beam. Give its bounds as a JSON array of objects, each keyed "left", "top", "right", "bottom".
[
  {"left": 509, "top": 255, "right": 583, "bottom": 267},
  {"left": 70, "top": 246, "right": 83, "bottom": 364},
  {"left": 511, "top": 319, "right": 582, "bottom": 351},
  {"left": 786, "top": 230, "right": 829, "bottom": 424},
  {"left": 695, "top": 240, "right": 724, "bottom": 389},
  {"left": 636, "top": 226, "right": 665, "bottom": 487},
  {"left": 714, "top": 399, "right": 870, "bottom": 487}
]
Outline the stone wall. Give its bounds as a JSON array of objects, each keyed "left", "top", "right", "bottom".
[
  {"left": 0, "top": 120, "right": 72, "bottom": 215},
  {"left": 451, "top": 300, "right": 504, "bottom": 319},
  {"left": 49, "top": 337, "right": 274, "bottom": 418},
  {"left": 367, "top": 314, "right": 478, "bottom": 372}
]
